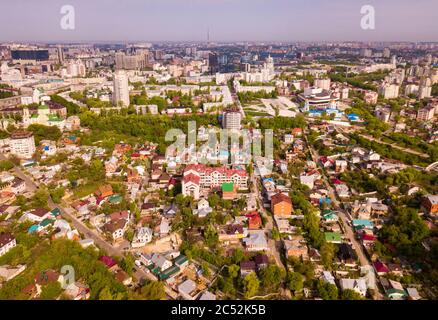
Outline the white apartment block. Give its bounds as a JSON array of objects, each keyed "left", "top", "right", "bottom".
[
  {"left": 182, "top": 164, "right": 248, "bottom": 200},
  {"left": 10, "top": 131, "right": 36, "bottom": 159},
  {"left": 222, "top": 109, "right": 242, "bottom": 130},
  {"left": 113, "top": 70, "right": 130, "bottom": 107}
]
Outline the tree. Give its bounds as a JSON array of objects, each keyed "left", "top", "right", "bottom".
[
  {"left": 316, "top": 280, "right": 338, "bottom": 300},
  {"left": 287, "top": 272, "right": 304, "bottom": 293},
  {"left": 243, "top": 272, "right": 260, "bottom": 299},
  {"left": 208, "top": 194, "right": 220, "bottom": 209},
  {"left": 227, "top": 264, "right": 240, "bottom": 278},
  {"left": 50, "top": 187, "right": 65, "bottom": 204},
  {"left": 140, "top": 280, "right": 166, "bottom": 300},
  {"left": 204, "top": 224, "right": 219, "bottom": 247},
  {"left": 341, "top": 289, "right": 364, "bottom": 300},
  {"left": 259, "top": 265, "right": 285, "bottom": 290},
  {"left": 31, "top": 189, "right": 49, "bottom": 208},
  {"left": 271, "top": 227, "right": 280, "bottom": 240},
  {"left": 320, "top": 243, "right": 336, "bottom": 268},
  {"left": 39, "top": 282, "right": 63, "bottom": 300},
  {"left": 0, "top": 160, "right": 14, "bottom": 171},
  {"left": 201, "top": 262, "right": 211, "bottom": 277},
  {"left": 98, "top": 287, "right": 115, "bottom": 300}
]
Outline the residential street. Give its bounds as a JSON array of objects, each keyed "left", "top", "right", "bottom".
[{"left": 0, "top": 153, "right": 178, "bottom": 299}]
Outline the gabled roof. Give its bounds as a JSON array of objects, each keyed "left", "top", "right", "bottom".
[{"left": 271, "top": 192, "right": 292, "bottom": 206}]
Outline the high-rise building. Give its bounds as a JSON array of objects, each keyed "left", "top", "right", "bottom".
[
  {"left": 383, "top": 48, "right": 391, "bottom": 58},
  {"left": 208, "top": 52, "right": 219, "bottom": 74},
  {"left": 314, "top": 78, "right": 331, "bottom": 90},
  {"left": 222, "top": 108, "right": 242, "bottom": 131},
  {"left": 115, "top": 52, "right": 149, "bottom": 70},
  {"left": 360, "top": 48, "right": 372, "bottom": 57},
  {"left": 378, "top": 83, "right": 400, "bottom": 99},
  {"left": 57, "top": 46, "right": 64, "bottom": 64},
  {"left": 10, "top": 131, "right": 36, "bottom": 159},
  {"left": 11, "top": 49, "right": 49, "bottom": 63},
  {"left": 113, "top": 70, "right": 130, "bottom": 107}
]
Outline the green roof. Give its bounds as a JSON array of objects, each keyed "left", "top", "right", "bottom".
[
  {"left": 40, "top": 218, "right": 54, "bottom": 227},
  {"left": 174, "top": 254, "right": 188, "bottom": 266},
  {"left": 51, "top": 208, "right": 61, "bottom": 216},
  {"left": 222, "top": 182, "right": 234, "bottom": 192},
  {"left": 324, "top": 232, "right": 342, "bottom": 243},
  {"left": 159, "top": 265, "right": 180, "bottom": 280}
]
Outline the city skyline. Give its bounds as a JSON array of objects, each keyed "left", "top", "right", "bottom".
[{"left": 1, "top": 0, "right": 437, "bottom": 43}]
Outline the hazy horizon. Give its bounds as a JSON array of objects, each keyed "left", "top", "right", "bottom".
[{"left": 1, "top": 0, "right": 437, "bottom": 43}]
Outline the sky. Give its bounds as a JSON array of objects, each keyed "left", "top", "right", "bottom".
[{"left": 0, "top": 0, "right": 437, "bottom": 43}]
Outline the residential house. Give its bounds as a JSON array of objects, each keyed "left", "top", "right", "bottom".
[
  {"left": 374, "top": 260, "right": 390, "bottom": 275},
  {"left": 254, "top": 254, "right": 269, "bottom": 270},
  {"left": 0, "top": 233, "right": 16, "bottom": 257},
  {"left": 339, "top": 278, "right": 367, "bottom": 297},
  {"left": 95, "top": 184, "right": 113, "bottom": 199},
  {"left": 246, "top": 211, "right": 262, "bottom": 230},
  {"left": 421, "top": 195, "right": 438, "bottom": 217},
  {"left": 151, "top": 253, "right": 173, "bottom": 272},
  {"left": 284, "top": 237, "right": 309, "bottom": 260},
  {"left": 222, "top": 182, "right": 237, "bottom": 200},
  {"left": 64, "top": 282, "right": 91, "bottom": 300},
  {"left": 102, "top": 219, "right": 128, "bottom": 242},
  {"left": 321, "top": 271, "right": 336, "bottom": 285},
  {"left": 243, "top": 230, "right": 268, "bottom": 252},
  {"left": 178, "top": 279, "right": 198, "bottom": 300},
  {"left": 240, "top": 261, "right": 257, "bottom": 278},
  {"left": 115, "top": 269, "right": 132, "bottom": 286},
  {"left": 271, "top": 192, "right": 293, "bottom": 218},
  {"left": 131, "top": 227, "right": 153, "bottom": 248},
  {"left": 194, "top": 198, "right": 212, "bottom": 218},
  {"left": 23, "top": 208, "right": 51, "bottom": 223},
  {"left": 218, "top": 225, "right": 247, "bottom": 243}
]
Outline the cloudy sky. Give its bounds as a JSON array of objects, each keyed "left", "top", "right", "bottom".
[{"left": 1, "top": 0, "right": 437, "bottom": 42}]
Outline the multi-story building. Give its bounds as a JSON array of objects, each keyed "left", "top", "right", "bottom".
[
  {"left": 298, "top": 87, "right": 339, "bottom": 110},
  {"left": 113, "top": 70, "right": 130, "bottom": 107},
  {"left": 364, "top": 90, "right": 378, "bottom": 105},
  {"left": 417, "top": 106, "right": 435, "bottom": 122},
  {"left": 182, "top": 164, "right": 248, "bottom": 200},
  {"left": 378, "top": 83, "right": 399, "bottom": 99},
  {"left": 115, "top": 52, "right": 149, "bottom": 70},
  {"left": 314, "top": 78, "right": 331, "bottom": 91},
  {"left": 222, "top": 108, "right": 242, "bottom": 131},
  {"left": 9, "top": 131, "right": 35, "bottom": 159}
]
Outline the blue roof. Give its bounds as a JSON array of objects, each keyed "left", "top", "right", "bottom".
[
  {"left": 28, "top": 225, "right": 39, "bottom": 234},
  {"left": 352, "top": 219, "right": 374, "bottom": 227}
]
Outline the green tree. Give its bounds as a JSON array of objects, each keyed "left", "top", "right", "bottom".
[
  {"left": 204, "top": 224, "right": 219, "bottom": 247},
  {"left": 243, "top": 272, "right": 260, "bottom": 299},
  {"left": 39, "top": 282, "right": 63, "bottom": 300},
  {"left": 341, "top": 289, "right": 364, "bottom": 300},
  {"left": 316, "top": 280, "right": 339, "bottom": 300},
  {"left": 259, "top": 265, "right": 285, "bottom": 291},
  {"left": 140, "top": 280, "right": 166, "bottom": 300},
  {"left": 50, "top": 187, "right": 65, "bottom": 204},
  {"left": 0, "top": 160, "right": 14, "bottom": 171},
  {"left": 287, "top": 272, "right": 304, "bottom": 293},
  {"left": 227, "top": 264, "right": 240, "bottom": 278}
]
